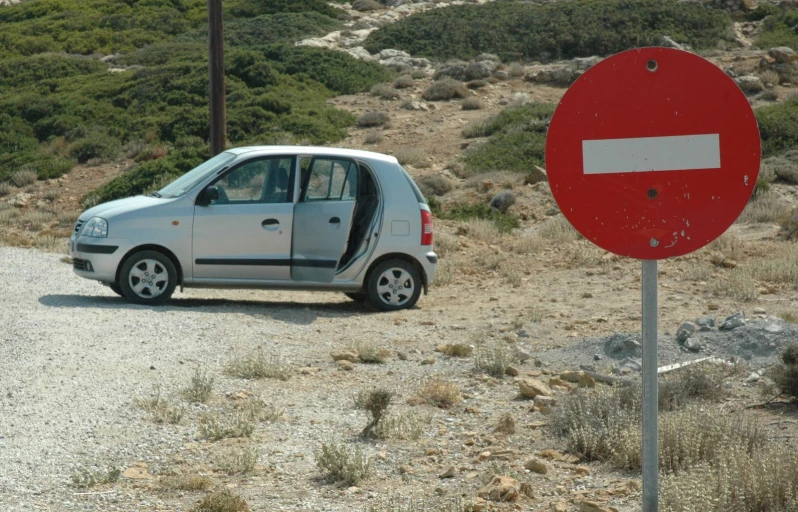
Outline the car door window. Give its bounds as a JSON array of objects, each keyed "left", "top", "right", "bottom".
[
  {"left": 211, "top": 157, "right": 294, "bottom": 205},
  {"left": 301, "top": 158, "right": 358, "bottom": 202}
]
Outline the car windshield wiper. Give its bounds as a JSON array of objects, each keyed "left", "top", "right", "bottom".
[{"left": 148, "top": 191, "right": 163, "bottom": 198}]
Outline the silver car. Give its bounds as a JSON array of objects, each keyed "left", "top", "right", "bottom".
[{"left": 69, "top": 146, "right": 437, "bottom": 311}]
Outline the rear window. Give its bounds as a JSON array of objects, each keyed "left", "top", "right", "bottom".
[{"left": 399, "top": 166, "right": 427, "bottom": 204}]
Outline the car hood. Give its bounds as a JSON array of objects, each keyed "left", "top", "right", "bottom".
[{"left": 80, "top": 196, "right": 167, "bottom": 221}]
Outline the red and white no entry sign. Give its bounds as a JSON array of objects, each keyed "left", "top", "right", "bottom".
[{"left": 545, "top": 47, "right": 761, "bottom": 260}]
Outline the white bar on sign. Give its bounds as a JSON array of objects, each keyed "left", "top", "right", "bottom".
[{"left": 582, "top": 134, "right": 720, "bottom": 175}]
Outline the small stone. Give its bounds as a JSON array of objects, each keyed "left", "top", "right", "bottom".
[
  {"left": 594, "top": 354, "right": 602, "bottom": 361},
  {"left": 753, "top": 307, "right": 766, "bottom": 315},
  {"left": 439, "top": 465, "right": 456, "bottom": 479},
  {"left": 746, "top": 372, "right": 760, "bottom": 383},
  {"left": 477, "top": 475, "right": 520, "bottom": 502},
  {"left": 554, "top": 500, "right": 568, "bottom": 512},
  {"left": 470, "top": 497, "right": 488, "bottom": 512},
  {"left": 519, "top": 378, "right": 553, "bottom": 399},
  {"left": 524, "top": 458, "right": 549, "bottom": 474},
  {"left": 720, "top": 311, "right": 746, "bottom": 331},
  {"left": 559, "top": 371, "right": 584, "bottom": 383},
  {"left": 676, "top": 321, "right": 696, "bottom": 343},
  {"left": 580, "top": 501, "right": 613, "bottom": 512},
  {"left": 337, "top": 360, "right": 354, "bottom": 371},
  {"left": 549, "top": 376, "right": 571, "bottom": 389},
  {"left": 684, "top": 338, "right": 702, "bottom": 352},
  {"left": 331, "top": 350, "right": 359, "bottom": 363},
  {"left": 516, "top": 349, "right": 533, "bottom": 362},
  {"left": 420, "top": 357, "right": 435, "bottom": 365},
  {"left": 695, "top": 315, "right": 716, "bottom": 331},
  {"left": 574, "top": 465, "right": 591, "bottom": 476},
  {"left": 707, "top": 303, "right": 719, "bottom": 311},
  {"left": 505, "top": 365, "right": 520, "bottom": 377}
]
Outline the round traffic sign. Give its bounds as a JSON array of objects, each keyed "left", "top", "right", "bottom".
[{"left": 545, "top": 47, "right": 761, "bottom": 259}]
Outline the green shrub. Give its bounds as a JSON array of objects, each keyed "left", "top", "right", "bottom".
[
  {"left": 316, "top": 441, "right": 371, "bottom": 485},
  {"left": 357, "top": 111, "right": 390, "bottom": 128},
  {"left": 756, "top": 8, "right": 798, "bottom": 49},
  {"left": 191, "top": 489, "right": 250, "bottom": 512},
  {"left": 767, "top": 343, "right": 798, "bottom": 401},
  {"left": 437, "top": 202, "right": 519, "bottom": 233},
  {"left": 418, "top": 175, "right": 452, "bottom": 196},
  {"left": 756, "top": 96, "right": 798, "bottom": 157},
  {"left": 422, "top": 79, "right": 468, "bottom": 101},
  {"left": 364, "top": 0, "right": 732, "bottom": 61}
]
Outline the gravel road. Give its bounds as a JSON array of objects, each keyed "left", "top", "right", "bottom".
[{"left": 0, "top": 246, "right": 387, "bottom": 511}]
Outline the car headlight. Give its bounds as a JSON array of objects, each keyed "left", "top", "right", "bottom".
[{"left": 81, "top": 217, "right": 108, "bottom": 238}]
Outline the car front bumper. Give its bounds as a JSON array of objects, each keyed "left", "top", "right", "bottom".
[{"left": 69, "top": 236, "right": 131, "bottom": 283}]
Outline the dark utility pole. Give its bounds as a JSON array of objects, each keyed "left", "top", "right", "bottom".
[{"left": 208, "top": 0, "right": 226, "bottom": 156}]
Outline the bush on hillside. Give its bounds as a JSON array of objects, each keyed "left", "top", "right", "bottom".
[
  {"left": 226, "top": 0, "right": 341, "bottom": 18},
  {"left": 422, "top": 79, "right": 468, "bottom": 101},
  {"left": 755, "top": 8, "right": 798, "bottom": 49},
  {"left": 459, "top": 103, "right": 556, "bottom": 175},
  {"left": 756, "top": 95, "right": 798, "bottom": 157},
  {"left": 768, "top": 343, "right": 798, "bottom": 401},
  {"left": 363, "top": 0, "right": 732, "bottom": 62}
]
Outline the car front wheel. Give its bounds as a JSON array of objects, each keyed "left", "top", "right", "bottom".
[
  {"left": 118, "top": 250, "right": 177, "bottom": 305},
  {"left": 366, "top": 259, "right": 422, "bottom": 312}
]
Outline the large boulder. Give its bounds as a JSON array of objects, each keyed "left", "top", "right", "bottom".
[
  {"left": 769, "top": 47, "right": 798, "bottom": 64},
  {"left": 519, "top": 378, "right": 552, "bottom": 399}
]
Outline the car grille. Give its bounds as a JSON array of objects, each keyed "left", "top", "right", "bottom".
[
  {"left": 73, "top": 258, "right": 91, "bottom": 272},
  {"left": 73, "top": 220, "right": 84, "bottom": 236}
]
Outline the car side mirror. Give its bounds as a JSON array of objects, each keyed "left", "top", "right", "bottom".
[{"left": 198, "top": 186, "right": 219, "bottom": 206}]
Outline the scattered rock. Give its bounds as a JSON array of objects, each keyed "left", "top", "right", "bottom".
[
  {"left": 516, "top": 349, "right": 533, "bottom": 362},
  {"left": 736, "top": 75, "right": 765, "bottom": 93},
  {"left": 684, "top": 338, "right": 702, "bottom": 352},
  {"left": 439, "top": 465, "right": 456, "bottom": 479},
  {"left": 769, "top": 46, "right": 798, "bottom": 64},
  {"left": 676, "top": 321, "right": 696, "bottom": 343},
  {"left": 519, "top": 378, "right": 553, "bottom": 399},
  {"left": 489, "top": 191, "right": 516, "bottom": 214},
  {"left": 477, "top": 475, "right": 520, "bottom": 502},
  {"left": 720, "top": 311, "right": 746, "bottom": 331},
  {"left": 524, "top": 458, "right": 549, "bottom": 475},
  {"left": 331, "top": 350, "right": 359, "bottom": 363},
  {"left": 505, "top": 365, "right": 519, "bottom": 377},
  {"left": 580, "top": 500, "right": 614, "bottom": 512},
  {"left": 695, "top": 315, "right": 716, "bottom": 331},
  {"left": 420, "top": 357, "right": 435, "bottom": 365},
  {"left": 603, "top": 333, "right": 641, "bottom": 357},
  {"left": 122, "top": 465, "right": 154, "bottom": 480},
  {"left": 746, "top": 372, "right": 760, "bottom": 383},
  {"left": 337, "top": 360, "right": 354, "bottom": 371}
]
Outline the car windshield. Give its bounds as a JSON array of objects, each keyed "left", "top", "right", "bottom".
[{"left": 157, "top": 152, "right": 238, "bottom": 198}]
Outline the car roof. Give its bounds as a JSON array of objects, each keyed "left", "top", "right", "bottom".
[{"left": 226, "top": 146, "right": 400, "bottom": 164}]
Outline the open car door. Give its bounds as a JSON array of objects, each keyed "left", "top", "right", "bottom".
[{"left": 291, "top": 157, "right": 357, "bottom": 282}]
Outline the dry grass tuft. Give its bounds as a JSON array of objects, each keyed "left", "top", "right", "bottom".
[
  {"left": 432, "top": 256, "right": 457, "bottom": 287},
  {"left": 191, "top": 489, "right": 250, "bottom": 512},
  {"left": 21, "top": 210, "right": 55, "bottom": 230},
  {"left": 353, "top": 340, "right": 390, "bottom": 364},
  {"left": 356, "top": 388, "right": 394, "bottom": 438},
  {"left": 0, "top": 181, "right": 11, "bottom": 196},
  {"left": 356, "top": 111, "right": 390, "bottom": 128},
  {"left": 364, "top": 131, "right": 384, "bottom": 145},
  {"left": 459, "top": 219, "right": 502, "bottom": 244},
  {"left": 461, "top": 117, "right": 491, "bottom": 138},
  {"left": 71, "top": 467, "right": 121, "bottom": 489},
  {"left": 709, "top": 233, "right": 744, "bottom": 261},
  {"left": 474, "top": 341, "right": 516, "bottom": 377},
  {"left": 767, "top": 343, "right": 798, "bottom": 401},
  {"left": 393, "top": 147, "right": 426, "bottom": 167},
  {"left": 182, "top": 368, "right": 214, "bottom": 404},
  {"left": 440, "top": 343, "right": 473, "bottom": 357},
  {"left": 434, "top": 232, "right": 459, "bottom": 257},
  {"left": 11, "top": 169, "right": 36, "bottom": 187},
  {"left": 418, "top": 175, "right": 452, "bottom": 196},
  {"left": 708, "top": 270, "right": 758, "bottom": 302},
  {"left": 393, "top": 75, "right": 415, "bottom": 89},
  {"left": 135, "top": 387, "right": 184, "bottom": 425},
  {"left": 160, "top": 474, "right": 213, "bottom": 491},
  {"left": 373, "top": 411, "right": 430, "bottom": 441},
  {"left": 199, "top": 410, "right": 256, "bottom": 441},
  {"left": 461, "top": 96, "right": 485, "bottom": 110},
  {"left": 737, "top": 190, "right": 792, "bottom": 223},
  {"left": 316, "top": 440, "right": 371, "bottom": 485},
  {"left": 422, "top": 79, "right": 468, "bottom": 101},
  {"left": 225, "top": 350, "right": 292, "bottom": 381},
  {"left": 537, "top": 215, "right": 579, "bottom": 243},
  {"left": 661, "top": 446, "right": 798, "bottom": 512},
  {"left": 370, "top": 83, "right": 401, "bottom": 100},
  {"left": 212, "top": 445, "right": 259, "bottom": 475},
  {"left": 366, "top": 496, "right": 466, "bottom": 512},
  {"left": 416, "top": 377, "right": 461, "bottom": 409}
]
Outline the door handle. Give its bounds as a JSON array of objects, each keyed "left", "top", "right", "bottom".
[
  {"left": 329, "top": 217, "right": 340, "bottom": 224},
  {"left": 262, "top": 218, "right": 279, "bottom": 228}
]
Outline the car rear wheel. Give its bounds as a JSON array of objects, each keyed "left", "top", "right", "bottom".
[
  {"left": 118, "top": 250, "right": 177, "bottom": 305},
  {"left": 366, "top": 259, "right": 422, "bottom": 312}
]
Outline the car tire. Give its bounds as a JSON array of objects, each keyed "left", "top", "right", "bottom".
[
  {"left": 118, "top": 250, "right": 177, "bottom": 306},
  {"left": 366, "top": 259, "right": 422, "bottom": 312},
  {"left": 109, "top": 282, "right": 124, "bottom": 297}
]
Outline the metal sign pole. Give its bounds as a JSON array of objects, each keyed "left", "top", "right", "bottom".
[{"left": 641, "top": 259, "right": 659, "bottom": 511}]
